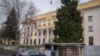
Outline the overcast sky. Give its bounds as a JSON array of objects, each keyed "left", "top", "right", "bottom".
[{"left": 32, "top": 0, "right": 91, "bottom": 15}]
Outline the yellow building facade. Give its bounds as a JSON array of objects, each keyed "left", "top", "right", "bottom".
[{"left": 20, "top": 0, "right": 100, "bottom": 46}]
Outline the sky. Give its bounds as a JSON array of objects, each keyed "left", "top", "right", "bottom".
[
  {"left": 32, "top": 0, "right": 91, "bottom": 15},
  {"left": 0, "top": 0, "right": 91, "bottom": 26}
]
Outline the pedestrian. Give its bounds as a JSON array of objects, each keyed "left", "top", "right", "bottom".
[{"left": 51, "top": 50, "right": 55, "bottom": 56}]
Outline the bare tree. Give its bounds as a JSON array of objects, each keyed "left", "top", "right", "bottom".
[
  {"left": 0, "top": 0, "right": 36, "bottom": 26},
  {"left": 0, "top": 0, "right": 36, "bottom": 45}
]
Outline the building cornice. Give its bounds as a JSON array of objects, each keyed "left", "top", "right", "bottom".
[{"left": 77, "top": 0, "right": 100, "bottom": 11}]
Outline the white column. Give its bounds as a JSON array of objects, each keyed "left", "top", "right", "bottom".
[
  {"left": 36, "top": 30, "right": 39, "bottom": 45},
  {"left": 36, "top": 30, "right": 39, "bottom": 38},
  {"left": 46, "top": 29, "right": 49, "bottom": 43},
  {"left": 40, "top": 30, "right": 42, "bottom": 38},
  {"left": 25, "top": 39, "right": 26, "bottom": 45},
  {"left": 41, "top": 30, "right": 43, "bottom": 44},
  {"left": 51, "top": 30, "right": 54, "bottom": 42},
  {"left": 28, "top": 39, "right": 29, "bottom": 45}
]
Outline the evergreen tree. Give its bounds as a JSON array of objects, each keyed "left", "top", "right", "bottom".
[
  {"left": 1, "top": 7, "right": 19, "bottom": 40},
  {"left": 54, "top": 0, "right": 83, "bottom": 43}
]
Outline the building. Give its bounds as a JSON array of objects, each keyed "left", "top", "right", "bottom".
[
  {"left": 20, "top": 0, "right": 100, "bottom": 46},
  {"left": 78, "top": 0, "right": 100, "bottom": 45},
  {"left": 20, "top": 11, "right": 56, "bottom": 46}
]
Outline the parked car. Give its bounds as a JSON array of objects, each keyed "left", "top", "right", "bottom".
[
  {"left": 28, "top": 50, "right": 45, "bottom": 56},
  {"left": 12, "top": 48, "right": 28, "bottom": 56},
  {"left": 12, "top": 48, "right": 45, "bottom": 56},
  {"left": 18, "top": 50, "right": 28, "bottom": 56},
  {"left": 28, "top": 50, "right": 40, "bottom": 56}
]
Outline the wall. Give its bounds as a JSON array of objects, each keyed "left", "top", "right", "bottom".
[
  {"left": 83, "top": 8, "right": 100, "bottom": 45},
  {"left": 84, "top": 46, "right": 100, "bottom": 56}
]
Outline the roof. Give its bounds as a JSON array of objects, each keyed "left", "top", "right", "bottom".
[{"left": 77, "top": 0, "right": 100, "bottom": 11}]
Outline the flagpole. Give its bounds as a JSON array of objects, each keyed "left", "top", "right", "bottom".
[{"left": 50, "top": 0, "right": 52, "bottom": 12}]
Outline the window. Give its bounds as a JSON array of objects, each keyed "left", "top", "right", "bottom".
[
  {"left": 43, "top": 30, "right": 46, "bottom": 36},
  {"left": 38, "top": 30, "right": 41, "bottom": 36},
  {"left": 49, "top": 30, "right": 52, "bottom": 35},
  {"left": 28, "top": 33, "right": 29, "bottom": 37},
  {"left": 52, "top": 15, "right": 56, "bottom": 19},
  {"left": 49, "top": 39, "right": 50, "bottom": 42},
  {"left": 39, "top": 39, "right": 41, "bottom": 44},
  {"left": 88, "top": 26, "right": 93, "bottom": 32},
  {"left": 30, "top": 39, "right": 32, "bottom": 45},
  {"left": 48, "top": 23, "right": 51, "bottom": 25},
  {"left": 35, "top": 32, "right": 37, "bottom": 36},
  {"left": 31, "top": 33, "right": 33, "bottom": 36},
  {"left": 26, "top": 39, "right": 28, "bottom": 44},
  {"left": 34, "top": 39, "right": 36, "bottom": 45},
  {"left": 27, "top": 27, "right": 29, "bottom": 31},
  {"left": 88, "top": 16, "right": 93, "bottom": 22},
  {"left": 39, "top": 25, "right": 41, "bottom": 27},
  {"left": 25, "top": 27, "right": 27, "bottom": 31},
  {"left": 23, "top": 32, "right": 25, "bottom": 37},
  {"left": 89, "top": 37, "right": 94, "bottom": 45},
  {"left": 35, "top": 25, "right": 37, "bottom": 28},
  {"left": 43, "top": 39, "right": 45, "bottom": 43},
  {"left": 23, "top": 39, "right": 25, "bottom": 44},
  {"left": 43, "top": 24, "right": 46, "bottom": 26}
]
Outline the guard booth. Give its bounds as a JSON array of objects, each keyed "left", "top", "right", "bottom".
[{"left": 42, "top": 43, "right": 84, "bottom": 56}]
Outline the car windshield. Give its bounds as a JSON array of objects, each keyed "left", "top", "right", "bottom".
[{"left": 28, "top": 50, "right": 39, "bottom": 54}]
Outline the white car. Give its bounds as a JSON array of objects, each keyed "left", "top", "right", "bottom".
[
  {"left": 16, "top": 48, "right": 28, "bottom": 56},
  {"left": 27, "top": 50, "right": 40, "bottom": 56},
  {"left": 16, "top": 49, "right": 42, "bottom": 56},
  {"left": 19, "top": 50, "right": 29, "bottom": 56}
]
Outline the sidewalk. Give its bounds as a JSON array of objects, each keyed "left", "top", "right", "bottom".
[{"left": 0, "top": 49, "right": 13, "bottom": 56}]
